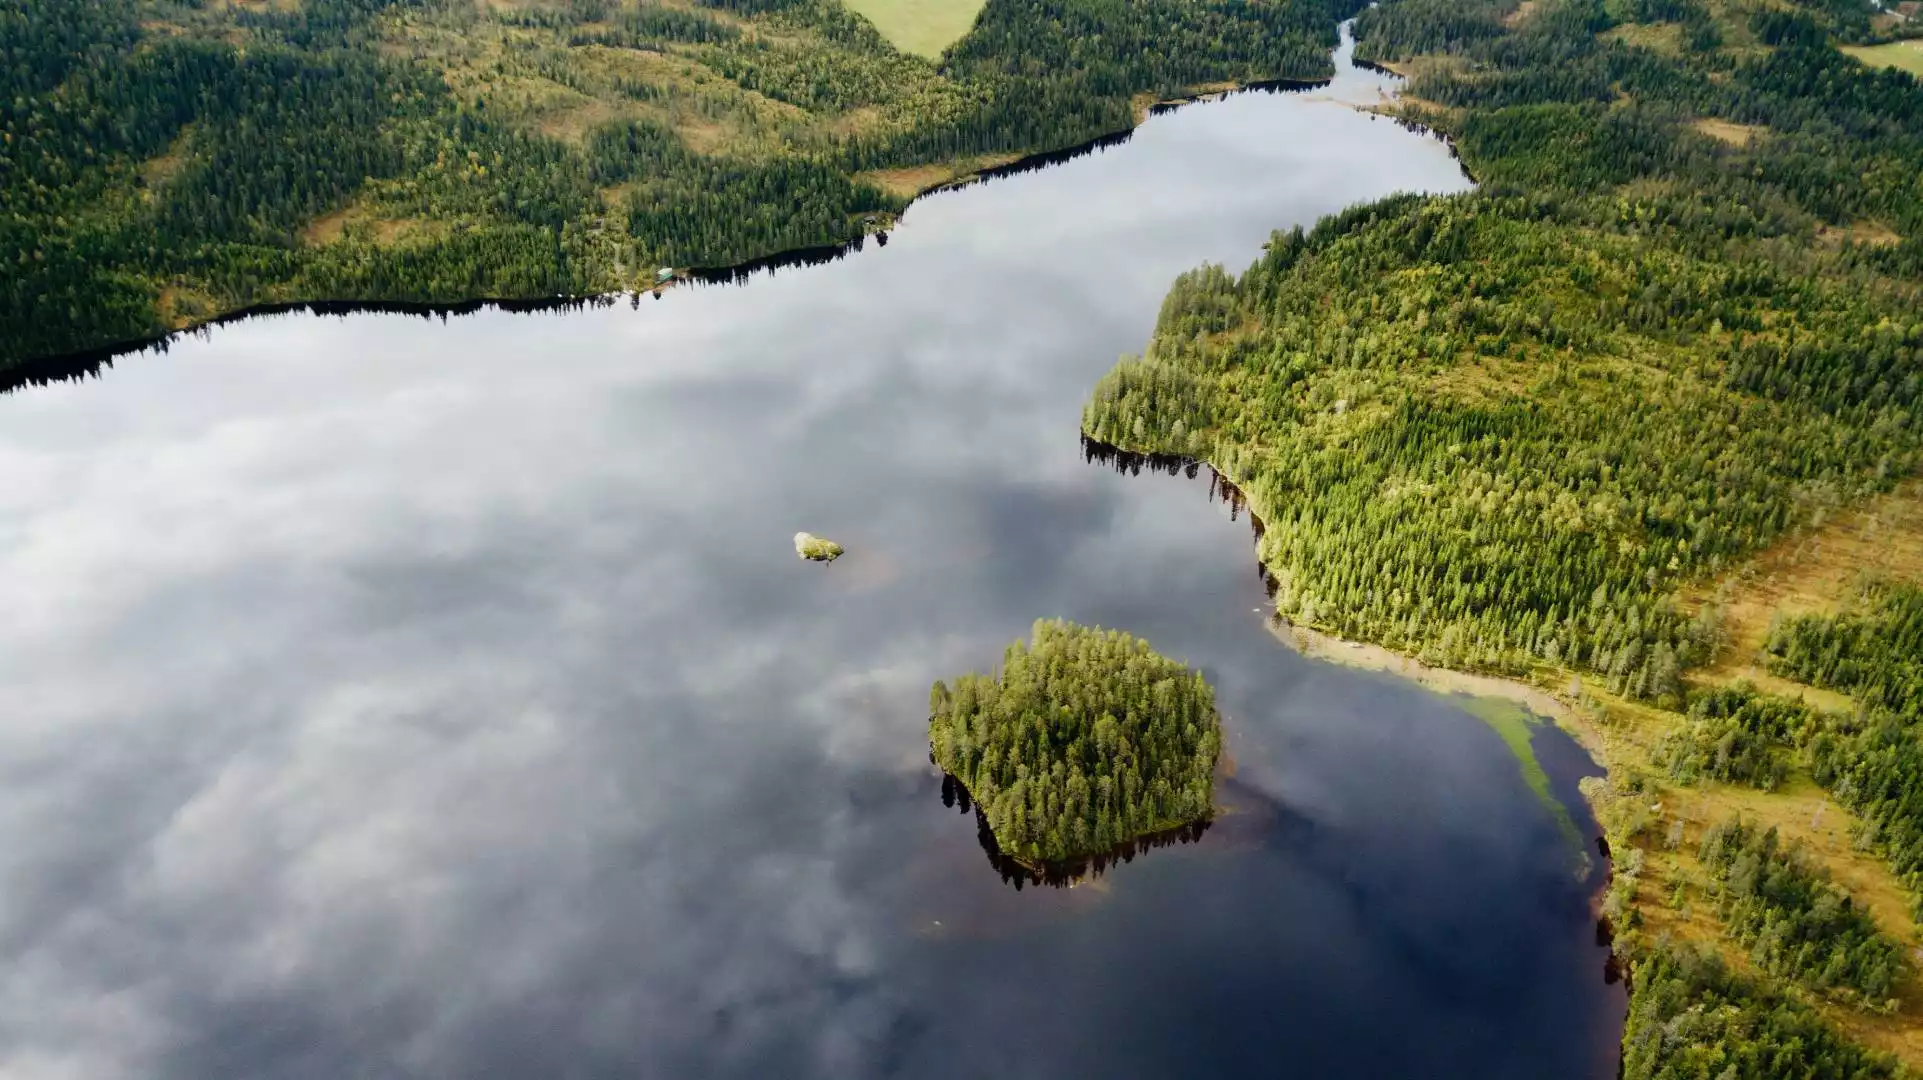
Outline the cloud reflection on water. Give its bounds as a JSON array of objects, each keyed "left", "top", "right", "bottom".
[{"left": 0, "top": 76, "right": 1627, "bottom": 1080}]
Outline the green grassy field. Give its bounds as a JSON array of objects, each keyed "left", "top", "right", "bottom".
[
  {"left": 840, "top": 0, "right": 988, "bottom": 57},
  {"left": 1844, "top": 38, "right": 1923, "bottom": 77}
]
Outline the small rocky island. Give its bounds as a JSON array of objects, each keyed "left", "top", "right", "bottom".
[
  {"left": 794, "top": 532, "right": 844, "bottom": 562},
  {"left": 929, "top": 619, "right": 1221, "bottom": 869}
]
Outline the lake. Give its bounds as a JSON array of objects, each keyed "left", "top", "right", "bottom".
[{"left": 0, "top": 29, "right": 1627, "bottom": 1079}]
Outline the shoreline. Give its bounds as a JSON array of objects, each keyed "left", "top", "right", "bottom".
[
  {"left": 1080, "top": 434, "right": 1610, "bottom": 758},
  {"left": 1079, "top": 437, "right": 1606, "bottom": 762},
  {"left": 1263, "top": 502, "right": 1923, "bottom": 1070},
  {"left": 1081, "top": 430, "right": 1630, "bottom": 980},
  {"left": 1263, "top": 616, "right": 1608, "bottom": 757},
  {"left": 0, "top": 71, "right": 1336, "bottom": 394}
]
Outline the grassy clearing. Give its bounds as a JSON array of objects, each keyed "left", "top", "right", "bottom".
[
  {"left": 1817, "top": 219, "right": 1906, "bottom": 247},
  {"left": 1691, "top": 116, "right": 1765, "bottom": 145},
  {"left": 300, "top": 200, "right": 442, "bottom": 247},
  {"left": 1845, "top": 39, "right": 1923, "bottom": 78},
  {"left": 137, "top": 129, "right": 193, "bottom": 191},
  {"left": 1579, "top": 482, "right": 1923, "bottom": 1066},
  {"left": 1686, "top": 479, "right": 1923, "bottom": 689},
  {"left": 1587, "top": 710, "right": 1923, "bottom": 1065},
  {"left": 857, "top": 151, "right": 1022, "bottom": 197},
  {"left": 1604, "top": 20, "right": 1687, "bottom": 55},
  {"left": 840, "top": 0, "right": 986, "bottom": 57}
]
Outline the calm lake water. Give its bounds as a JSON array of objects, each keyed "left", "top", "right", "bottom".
[{"left": 0, "top": 33, "right": 1627, "bottom": 1079}]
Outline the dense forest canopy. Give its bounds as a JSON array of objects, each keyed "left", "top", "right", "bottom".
[
  {"left": 0, "top": 0, "right": 1357, "bottom": 364},
  {"left": 1084, "top": 0, "right": 1923, "bottom": 705},
  {"left": 928, "top": 619, "right": 1220, "bottom": 866}
]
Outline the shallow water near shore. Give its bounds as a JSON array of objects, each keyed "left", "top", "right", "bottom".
[{"left": 0, "top": 31, "right": 1625, "bottom": 1079}]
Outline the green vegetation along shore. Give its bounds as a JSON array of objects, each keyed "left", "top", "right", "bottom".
[
  {"left": 2, "top": 0, "right": 1354, "bottom": 366},
  {"left": 1087, "top": 0, "right": 1923, "bottom": 1069},
  {"left": 929, "top": 619, "right": 1220, "bottom": 867}
]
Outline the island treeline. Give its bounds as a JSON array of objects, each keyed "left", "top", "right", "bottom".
[
  {"left": 2, "top": 0, "right": 1355, "bottom": 365},
  {"left": 928, "top": 619, "right": 1220, "bottom": 866}
]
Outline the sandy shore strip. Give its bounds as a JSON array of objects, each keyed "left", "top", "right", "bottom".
[{"left": 1263, "top": 616, "right": 1585, "bottom": 730}]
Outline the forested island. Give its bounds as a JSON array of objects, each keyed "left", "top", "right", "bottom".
[
  {"left": 3, "top": 0, "right": 1352, "bottom": 365},
  {"left": 1085, "top": 0, "right": 1923, "bottom": 1069},
  {"left": 928, "top": 619, "right": 1220, "bottom": 869}
]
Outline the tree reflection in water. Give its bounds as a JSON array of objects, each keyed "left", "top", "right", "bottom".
[{"left": 937, "top": 771, "right": 1214, "bottom": 890}]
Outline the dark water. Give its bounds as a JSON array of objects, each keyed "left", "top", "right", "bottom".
[{"left": 0, "top": 35, "right": 1626, "bottom": 1080}]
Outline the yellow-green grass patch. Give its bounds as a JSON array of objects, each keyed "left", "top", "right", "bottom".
[
  {"left": 138, "top": 128, "right": 194, "bottom": 193},
  {"left": 840, "top": 0, "right": 985, "bottom": 58},
  {"left": 300, "top": 197, "right": 447, "bottom": 248},
  {"left": 1593, "top": 744, "right": 1923, "bottom": 1066},
  {"left": 858, "top": 151, "right": 1021, "bottom": 197},
  {"left": 1817, "top": 220, "right": 1904, "bottom": 247},
  {"left": 1691, "top": 116, "right": 1764, "bottom": 146},
  {"left": 1603, "top": 20, "right": 1686, "bottom": 55},
  {"left": 1845, "top": 39, "right": 1923, "bottom": 78}
]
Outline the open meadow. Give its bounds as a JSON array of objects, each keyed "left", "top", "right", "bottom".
[
  {"left": 840, "top": 0, "right": 987, "bottom": 56},
  {"left": 1846, "top": 38, "right": 1923, "bottom": 76}
]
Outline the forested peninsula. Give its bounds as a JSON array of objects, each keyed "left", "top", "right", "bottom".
[
  {"left": 929, "top": 620, "right": 1221, "bottom": 869},
  {"left": 1085, "top": 0, "right": 1923, "bottom": 1069},
  {"left": 2, "top": 0, "right": 1351, "bottom": 365}
]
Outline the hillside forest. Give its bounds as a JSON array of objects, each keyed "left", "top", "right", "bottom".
[{"left": 2, "top": 0, "right": 1352, "bottom": 364}]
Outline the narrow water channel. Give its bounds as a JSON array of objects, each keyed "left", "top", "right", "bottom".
[{"left": 0, "top": 31, "right": 1626, "bottom": 1079}]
